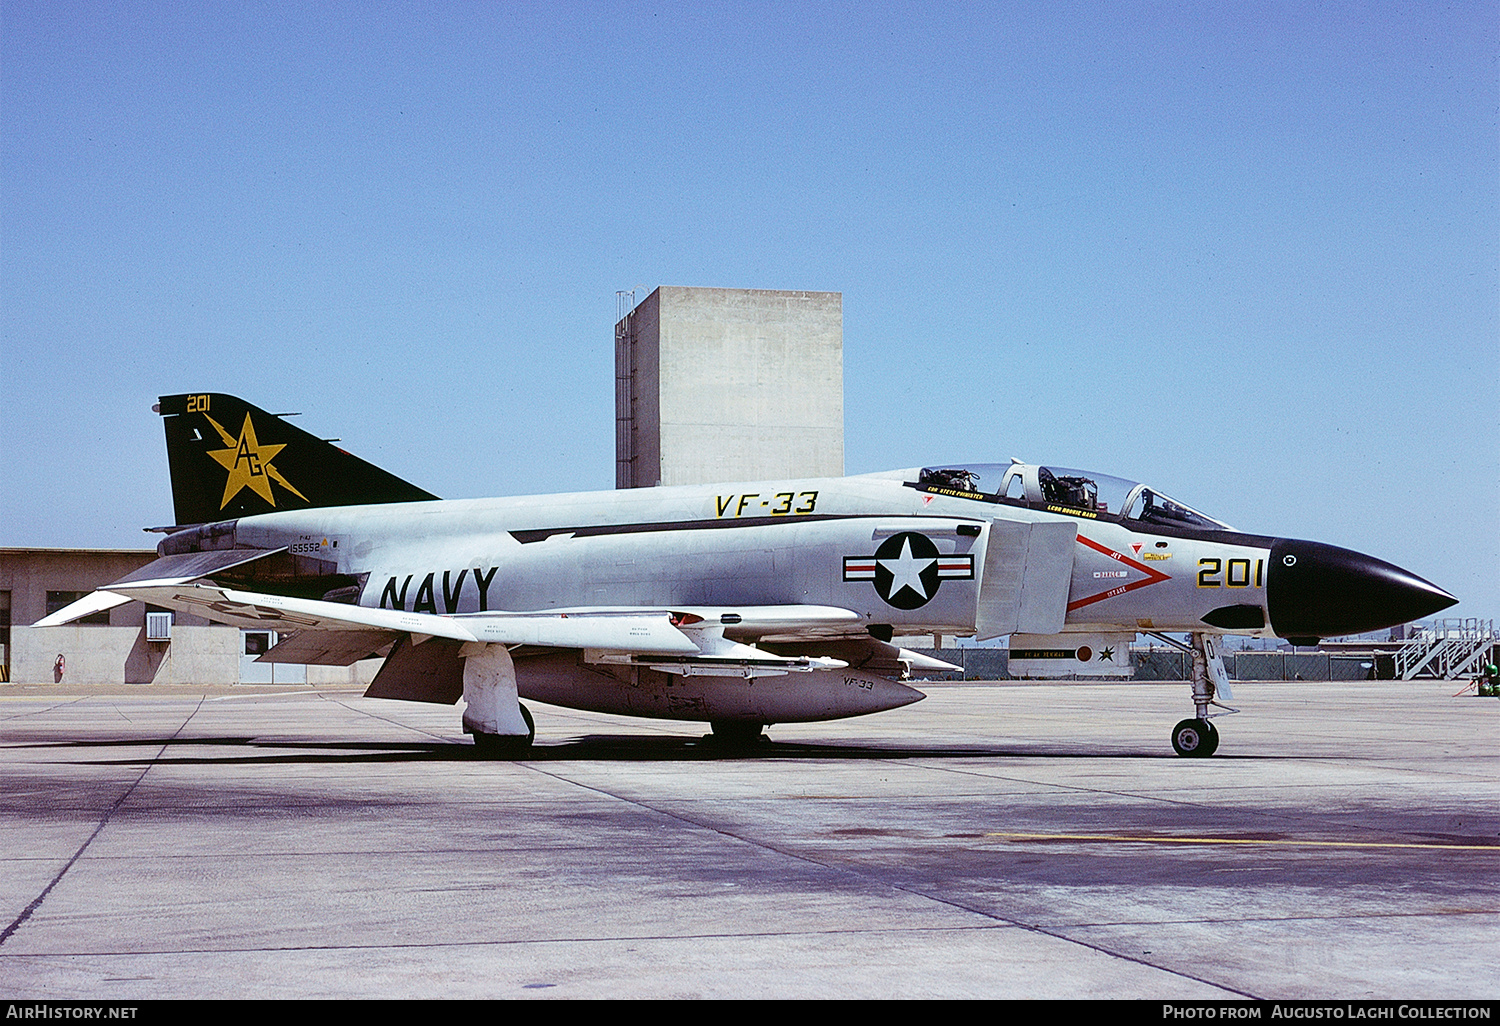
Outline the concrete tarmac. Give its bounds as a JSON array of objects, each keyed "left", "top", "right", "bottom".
[{"left": 0, "top": 679, "right": 1495, "bottom": 1000}]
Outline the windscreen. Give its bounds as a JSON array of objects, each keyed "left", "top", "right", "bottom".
[{"left": 1122, "top": 487, "right": 1232, "bottom": 530}]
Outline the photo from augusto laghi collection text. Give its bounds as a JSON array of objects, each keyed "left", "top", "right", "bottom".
[{"left": 1161, "top": 1005, "right": 1494, "bottom": 1020}]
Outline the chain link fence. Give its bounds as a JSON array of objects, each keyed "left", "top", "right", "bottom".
[{"left": 908, "top": 647, "right": 1390, "bottom": 681}]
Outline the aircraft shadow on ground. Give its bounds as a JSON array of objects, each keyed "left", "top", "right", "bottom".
[{"left": 9, "top": 733, "right": 1217, "bottom": 764}]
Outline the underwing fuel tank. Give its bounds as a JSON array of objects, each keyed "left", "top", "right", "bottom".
[
  {"left": 1266, "top": 538, "right": 1457, "bottom": 644},
  {"left": 515, "top": 652, "right": 926, "bottom": 723}
]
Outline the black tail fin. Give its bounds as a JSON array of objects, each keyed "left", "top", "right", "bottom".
[{"left": 157, "top": 393, "right": 438, "bottom": 526}]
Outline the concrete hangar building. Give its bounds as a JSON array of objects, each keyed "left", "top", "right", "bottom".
[{"left": 0, "top": 286, "right": 844, "bottom": 686}]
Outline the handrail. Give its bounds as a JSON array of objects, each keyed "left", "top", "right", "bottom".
[{"left": 1396, "top": 618, "right": 1497, "bottom": 679}]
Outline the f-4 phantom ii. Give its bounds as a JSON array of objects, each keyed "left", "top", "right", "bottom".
[{"left": 40, "top": 393, "right": 1458, "bottom": 757}]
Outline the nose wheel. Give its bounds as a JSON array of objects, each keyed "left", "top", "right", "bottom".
[{"left": 1171, "top": 717, "right": 1219, "bottom": 758}]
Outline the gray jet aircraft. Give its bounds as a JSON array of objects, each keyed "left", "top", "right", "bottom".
[{"left": 39, "top": 393, "right": 1458, "bottom": 757}]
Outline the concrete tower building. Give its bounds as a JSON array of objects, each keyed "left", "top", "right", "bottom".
[{"left": 615, "top": 286, "right": 844, "bottom": 488}]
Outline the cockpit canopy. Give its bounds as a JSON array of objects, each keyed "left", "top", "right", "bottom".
[{"left": 914, "top": 463, "right": 1233, "bottom": 531}]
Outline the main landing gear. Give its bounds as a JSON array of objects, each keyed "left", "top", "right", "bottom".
[{"left": 461, "top": 643, "right": 536, "bottom": 758}]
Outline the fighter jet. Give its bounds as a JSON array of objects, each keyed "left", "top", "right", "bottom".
[{"left": 39, "top": 393, "right": 1457, "bottom": 757}]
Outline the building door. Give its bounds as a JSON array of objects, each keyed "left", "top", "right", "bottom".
[{"left": 239, "top": 630, "right": 306, "bottom": 684}]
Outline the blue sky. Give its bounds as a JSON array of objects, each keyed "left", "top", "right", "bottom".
[{"left": 3, "top": 2, "right": 1496, "bottom": 621}]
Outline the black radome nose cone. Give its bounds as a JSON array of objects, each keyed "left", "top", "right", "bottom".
[{"left": 1267, "top": 539, "right": 1457, "bottom": 641}]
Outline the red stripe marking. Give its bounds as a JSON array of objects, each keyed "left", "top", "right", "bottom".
[{"left": 1065, "top": 535, "right": 1172, "bottom": 612}]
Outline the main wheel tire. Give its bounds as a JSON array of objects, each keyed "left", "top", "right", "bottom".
[
  {"left": 1171, "top": 718, "right": 1218, "bottom": 758},
  {"left": 472, "top": 703, "right": 535, "bottom": 758}
]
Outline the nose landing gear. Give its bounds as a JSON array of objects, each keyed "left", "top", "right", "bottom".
[{"left": 1147, "top": 631, "right": 1237, "bottom": 758}]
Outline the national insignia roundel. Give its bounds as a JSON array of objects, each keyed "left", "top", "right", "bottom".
[{"left": 842, "top": 531, "right": 975, "bottom": 610}]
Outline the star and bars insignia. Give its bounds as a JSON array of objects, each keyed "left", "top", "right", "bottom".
[{"left": 843, "top": 531, "right": 974, "bottom": 610}]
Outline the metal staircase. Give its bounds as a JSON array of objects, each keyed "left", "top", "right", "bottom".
[{"left": 1395, "top": 618, "right": 1497, "bottom": 680}]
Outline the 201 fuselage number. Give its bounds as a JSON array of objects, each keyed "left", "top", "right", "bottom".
[{"left": 1197, "top": 557, "right": 1264, "bottom": 588}]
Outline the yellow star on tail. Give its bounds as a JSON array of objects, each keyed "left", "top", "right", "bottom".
[{"left": 205, "top": 413, "right": 308, "bottom": 509}]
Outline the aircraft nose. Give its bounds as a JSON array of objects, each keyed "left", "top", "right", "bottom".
[{"left": 1266, "top": 539, "right": 1457, "bottom": 643}]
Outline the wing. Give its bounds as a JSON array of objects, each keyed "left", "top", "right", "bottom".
[
  {"left": 41, "top": 558, "right": 958, "bottom": 703},
  {"left": 66, "top": 576, "right": 906, "bottom": 670}
]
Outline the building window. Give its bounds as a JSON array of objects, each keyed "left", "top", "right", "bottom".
[{"left": 45, "top": 591, "right": 110, "bottom": 626}]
